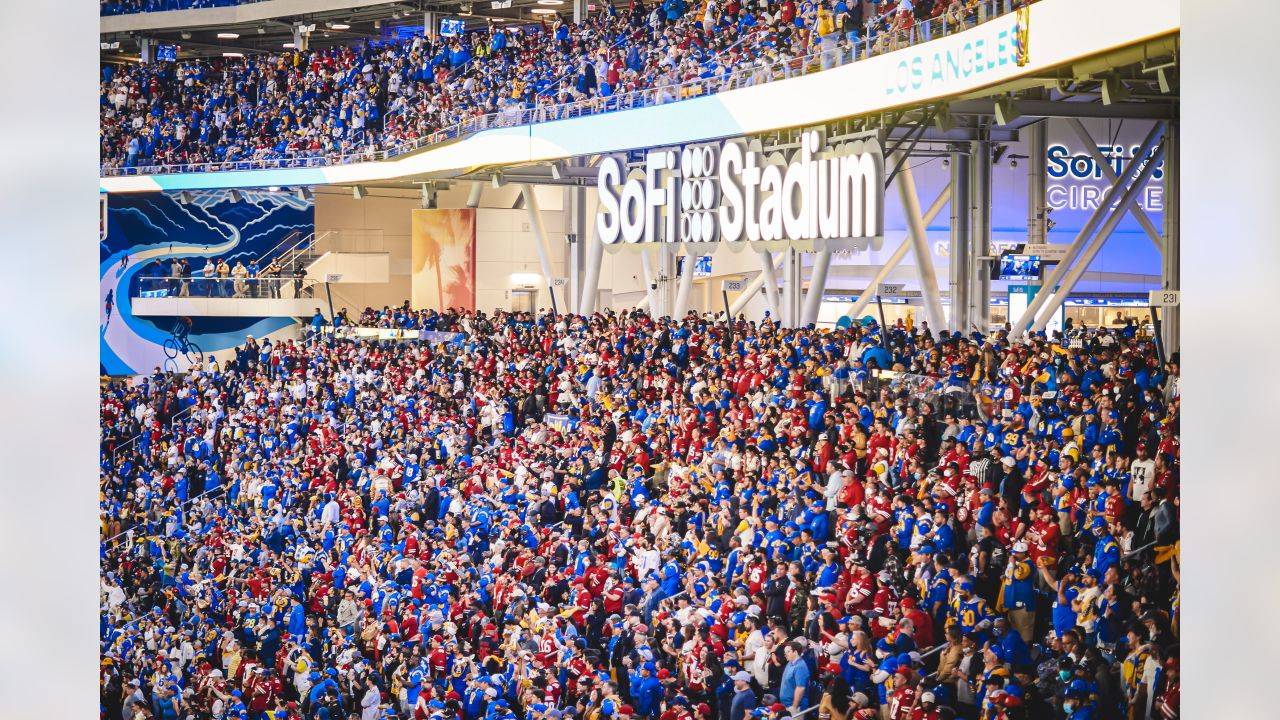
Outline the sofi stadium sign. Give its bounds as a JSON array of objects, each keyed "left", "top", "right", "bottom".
[{"left": 596, "top": 131, "right": 885, "bottom": 252}]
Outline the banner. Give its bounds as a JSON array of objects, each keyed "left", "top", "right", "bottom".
[
  {"left": 544, "top": 413, "right": 580, "bottom": 433},
  {"left": 412, "top": 208, "right": 476, "bottom": 311}
]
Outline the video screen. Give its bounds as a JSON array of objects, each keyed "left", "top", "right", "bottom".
[
  {"left": 694, "top": 255, "right": 711, "bottom": 278},
  {"left": 998, "top": 254, "right": 1041, "bottom": 280},
  {"left": 156, "top": 45, "right": 177, "bottom": 62}
]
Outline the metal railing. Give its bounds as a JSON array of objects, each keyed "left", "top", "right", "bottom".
[
  {"left": 101, "top": 0, "right": 266, "bottom": 16},
  {"left": 100, "top": 0, "right": 1029, "bottom": 178},
  {"left": 104, "top": 401, "right": 199, "bottom": 462},
  {"left": 132, "top": 275, "right": 319, "bottom": 299}
]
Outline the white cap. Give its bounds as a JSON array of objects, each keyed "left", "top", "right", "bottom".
[
  {"left": 920, "top": 692, "right": 936, "bottom": 704},
  {"left": 1012, "top": 541, "right": 1029, "bottom": 553},
  {"left": 1001, "top": 456, "right": 1017, "bottom": 467},
  {"left": 733, "top": 671, "right": 753, "bottom": 683}
]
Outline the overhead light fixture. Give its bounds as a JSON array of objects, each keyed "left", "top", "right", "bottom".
[
  {"left": 180, "top": 31, "right": 191, "bottom": 40},
  {"left": 532, "top": 8, "right": 557, "bottom": 14},
  {"left": 550, "top": 161, "right": 566, "bottom": 180},
  {"left": 178, "top": 191, "right": 193, "bottom": 205},
  {"left": 223, "top": 52, "right": 244, "bottom": 58},
  {"left": 331, "top": 23, "right": 350, "bottom": 30},
  {"left": 217, "top": 32, "right": 240, "bottom": 39},
  {"left": 229, "top": 189, "right": 243, "bottom": 203},
  {"left": 296, "top": 187, "right": 313, "bottom": 201},
  {"left": 537, "top": 0, "right": 565, "bottom": 4},
  {"left": 353, "top": 185, "right": 368, "bottom": 200},
  {"left": 268, "top": 186, "right": 280, "bottom": 192},
  {"left": 491, "top": 173, "right": 505, "bottom": 188},
  {"left": 256, "top": 27, "right": 265, "bottom": 34},
  {"left": 283, "top": 42, "right": 296, "bottom": 48}
]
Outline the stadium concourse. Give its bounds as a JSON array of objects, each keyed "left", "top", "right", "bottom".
[
  {"left": 100, "top": 307, "right": 1181, "bottom": 720},
  {"left": 100, "top": 0, "right": 986, "bottom": 171}
]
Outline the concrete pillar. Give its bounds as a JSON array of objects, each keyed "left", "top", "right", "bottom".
[
  {"left": 949, "top": 147, "right": 972, "bottom": 333},
  {"left": 139, "top": 37, "right": 152, "bottom": 64}
]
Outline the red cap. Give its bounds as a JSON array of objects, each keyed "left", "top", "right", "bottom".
[
  {"left": 696, "top": 704, "right": 711, "bottom": 716},
  {"left": 620, "top": 706, "right": 635, "bottom": 716},
  {"left": 657, "top": 669, "right": 671, "bottom": 680},
  {"left": 769, "top": 703, "right": 785, "bottom": 713}
]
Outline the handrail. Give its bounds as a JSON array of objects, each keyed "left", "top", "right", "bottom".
[
  {"left": 105, "top": 401, "right": 199, "bottom": 462},
  {"left": 257, "top": 229, "right": 304, "bottom": 266},
  {"left": 100, "top": 0, "right": 1023, "bottom": 178}
]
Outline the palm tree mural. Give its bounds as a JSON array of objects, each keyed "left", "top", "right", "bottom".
[
  {"left": 445, "top": 263, "right": 474, "bottom": 309},
  {"left": 413, "top": 209, "right": 475, "bottom": 310},
  {"left": 420, "top": 232, "right": 444, "bottom": 307}
]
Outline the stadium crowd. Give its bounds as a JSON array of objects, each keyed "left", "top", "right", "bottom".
[
  {"left": 102, "top": 0, "right": 259, "bottom": 15},
  {"left": 100, "top": 303, "right": 1180, "bottom": 720},
  {"left": 100, "top": 0, "right": 1010, "bottom": 170}
]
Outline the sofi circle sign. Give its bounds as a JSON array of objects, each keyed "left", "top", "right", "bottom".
[{"left": 596, "top": 131, "right": 885, "bottom": 252}]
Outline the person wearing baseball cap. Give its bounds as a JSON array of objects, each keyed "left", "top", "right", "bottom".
[
  {"left": 997, "top": 541, "right": 1036, "bottom": 643},
  {"left": 729, "top": 671, "right": 757, "bottom": 720}
]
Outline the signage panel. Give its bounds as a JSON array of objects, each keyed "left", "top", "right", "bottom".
[{"left": 596, "top": 130, "right": 885, "bottom": 252}]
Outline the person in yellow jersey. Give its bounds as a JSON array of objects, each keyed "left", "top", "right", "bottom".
[{"left": 997, "top": 542, "right": 1036, "bottom": 643}]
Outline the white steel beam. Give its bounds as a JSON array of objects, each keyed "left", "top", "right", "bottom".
[
  {"left": 801, "top": 250, "right": 834, "bottom": 326},
  {"left": 466, "top": 181, "right": 484, "bottom": 208},
  {"left": 1033, "top": 137, "right": 1167, "bottom": 331},
  {"left": 729, "top": 253, "right": 785, "bottom": 317},
  {"left": 520, "top": 184, "right": 559, "bottom": 313},
  {"left": 1010, "top": 123, "right": 1163, "bottom": 336},
  {"left": 673, "top": 252, "right": 696, "bottom": 319},
  {"left": 844, "top": 183, "right": 952, "bottom": 320},
  {"left": 1066, "top": 118, "right": 1164, "bottom": 254},
  {"left": 640, "top": 249, "right": 659, "bottom": 316},
  {"left": 896, "top": 159, "right": 947, "bottom": 332}
]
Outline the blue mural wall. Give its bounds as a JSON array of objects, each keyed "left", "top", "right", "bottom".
[{"left": 100, "top": 190, "right": 314, "bottom": 375}]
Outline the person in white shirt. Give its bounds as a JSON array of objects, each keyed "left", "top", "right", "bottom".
[{"left": 1128, "top": 444, "right": 1156, "bottom": 502}]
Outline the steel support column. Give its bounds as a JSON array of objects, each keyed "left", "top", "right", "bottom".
[
  {"left": 1011, "top": 123, "right": 1164, "bottom": 336},
  {"left": 641, "top": 249, "right": 659, "bottom": 316},
  {"left": 729, "top": 253, "right": 785, "bottom": 317},
  {"left": 566, "top": 165, "right": 587, "bottom": 315},
  {"left": 970, "top": 138, "right": 993, "bottom": 331},
  {"left": 1028, "top": 121, "right": 1047, "bottom": 245},
  {"left": 1066, "top": 119, "right": 1164, "bottom": 253},
  {"left": 520, "top": 185, "right": 558, "bottom": 313},
  {"left": 1161, "top": 120, "right": 1179, "bottom": 353},
  {"left": 949, "top": 148, "right": 972, "bottom": 333},
  {"left": 782, "top": 248, "right": 803, "bottom": 327},
  {"left": 897, "top": 160, "right": 947, "bottom": 333},
  {"left": 844, "top": 184, "right": 952, "bottom": 320},
  {"left": 1033, "top": 137, "right": 1167, "bottom": 331},
  {"left": 757, "top": 250, "right": 782, "bottom": 320},
  {"left": 465, "top": 181, "right": 484, "bottom": 208},
  {"left": 800, "top": 250, "right": 834, "bottom": 326},
  {"left": 578, "top": 220, "right": 604, "bottom": 317}
]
